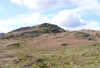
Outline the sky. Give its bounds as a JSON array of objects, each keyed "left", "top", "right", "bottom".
[{"left": 0, "top": 0, "right": 100, "bottom": 33}]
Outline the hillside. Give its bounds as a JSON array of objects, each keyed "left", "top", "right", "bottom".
[
  {"left": 0, "top": 23, "right": 100, "bottom": 68},
  {"left": 3, "top": 23, "right": 65, "bottom": 39},
  {"left": 2, "top": 23, "right": 100, "bottom": 41}
]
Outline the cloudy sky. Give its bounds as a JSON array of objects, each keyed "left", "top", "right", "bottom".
[{"left": 0, "top": 0, "right": 100, "bottom": 33}]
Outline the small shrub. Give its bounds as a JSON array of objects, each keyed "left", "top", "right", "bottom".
[{"left": 61, "top": 43, "right": 68, "bottom": 46}]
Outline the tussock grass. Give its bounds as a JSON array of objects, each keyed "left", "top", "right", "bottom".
[{"left": 4, "top": 43, "right": 100, "bottom": 68}]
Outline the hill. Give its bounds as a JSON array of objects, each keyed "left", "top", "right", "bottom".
[
  {"left": 3, "top": 23, "right": 65, "bottom": 39},
  {"left": 2, "top": 23, "right": 100, "bottom": 41},
  {"left": 0, "top": 23, "right": 100, "bottom": 68}
]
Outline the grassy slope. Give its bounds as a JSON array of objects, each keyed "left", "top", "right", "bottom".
[
  {"left": 0, "top": 31, "right": 100, "bottom": 68},
  {"left": 1, "top": 40, "right": 100, "bottom": 68}
]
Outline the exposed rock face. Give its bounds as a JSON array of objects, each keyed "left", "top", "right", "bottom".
[{"left": 38, "top": 23, "right": 65, "bottom": 33}]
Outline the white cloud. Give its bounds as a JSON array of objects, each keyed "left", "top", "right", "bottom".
[
  {"left": 18, "top": 13, "right": 50, "bottom": 25},
  {"left": 18, "top": 13, "right": 42, "bottom": 25},
  {"left": 51, "top": 10, "right": 100, "bottom": 30},
  {"left": 10, "top": 0, "right": 22, "bottom": 5},
  {"left": 1, "top": 0, "right": 100, "bottom": 33},
  {"left": 51, "top": 10, "right": 85, "bottom": 30},
  {"left": 23, "top": 0, "right": 57, "bottom": 9},
  {"left": 1, "top": 9, "right": 100, "bottom": 33},
  {"left": 9, "top": 0, "right": 100, "bottom": 16},
  {"left": 76, "top": 0, "right": 100, "bottom": 16},
  {"left": 0, "top": 13, "right": 50, "bottom": 33},
  {"left": 0, "top": 20, "right": 17, "bottom": 33},
  {"left": 9, "top": 0, "right": 79, "bottom": 10},
  {"left": 82, "top": 21, "right": 100, "bottom": 30}
]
